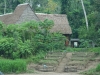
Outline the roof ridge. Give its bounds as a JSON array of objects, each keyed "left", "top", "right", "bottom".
[
  {"left": 0, "top": 13, "right": 12, "bottom": 16},
  {"left": 18, "top": 3, "right": 29, "bottom": 6},
  {"left": 36, "top": 13, "right": 66, "bottom": 17}
]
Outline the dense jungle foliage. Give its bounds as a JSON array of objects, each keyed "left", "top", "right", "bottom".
[
  {"left": 0, "top": 19, "right": 66, "bottom": 59},
  {"left": 0, "top": 0, "right": 100, "bottom": 74},
  {"left": 0, "top": 0, "right": 100, "bottom": 47}
]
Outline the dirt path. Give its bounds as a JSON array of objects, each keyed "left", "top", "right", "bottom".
[
  {"left": 56, "top": 53, "right": 72, "bottom": 72},
  {"left": 5, "top": 72, "right": 81, "bottom": 75}
]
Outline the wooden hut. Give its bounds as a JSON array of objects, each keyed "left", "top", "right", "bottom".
[{"left": 0, "top": 3, "right": 72, "bottom": 46}]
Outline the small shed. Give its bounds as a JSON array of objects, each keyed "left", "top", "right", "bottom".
[{"left": 71, "top": 39, "right": 80, "bottom": 47}]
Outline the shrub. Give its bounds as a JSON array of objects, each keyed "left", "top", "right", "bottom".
[
  {"left": 0, "top": 59, "right": 26, "bottom": 73},
  {"left": 0, "top": 37, "right": 33, "bottom": 59},
  {"left": 82, "top": 69, "right": 96, "bottom": 75},
  {"left": 0, "top": 37, "right": 16, "bottom": 58},
  {"left": 96, "top": 64, "right": 100, "bottom": 72},
  {"left": 88, "top": 47, "right": 100, "bottom": 56},
  {"left": 82, "top": 64, "right": 100, "bottom": 75},
  {"left": 0, "top": 20, "right": 66, "bottom": 59},
  {"left": 79, "top": 39, "right": 90, "bottom": 48},
  {"left": 32, "top": 51, "right": 46, "bottom": 63},
  {"left": 18, "top": 40, "right": 33, "bottom": 58}
]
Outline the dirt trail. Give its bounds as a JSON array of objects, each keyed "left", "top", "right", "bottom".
[
  {"left": 5, "top": 72, "right": 81, "bottom": 75},
  {"left": 56, "top": 53, "right": 72, "bottom": 72}
]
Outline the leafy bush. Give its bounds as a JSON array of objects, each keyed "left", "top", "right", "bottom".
[
  {"left": 18, "top": 40, "right": 33, "bottom": 58},
  {"left": 0, "top": 38, "right": 33, "bottom": 59},
  {"left": 82, "top": 69, "right": 96, "bottom": 75},
  {"left": 96, "top": 64, "right": 100, "bottom": 72},
  {"left": 90, "top": 47, "right": 100, "bottom": 52},
  {"left": 0, "top": 20, "right": 66, "bottom": 59},
  {"left": 0, "top": 37, "right": 16, "bottom": 58},
  {"left": 0, "top": 59, "right": 26, "bottom": 73},
  {"left": 89, "top": 47, "right": 100, "bottom": 55},
  {"left": 82, "top": 64, "right": 100, "bottom": 75},
  {"left": 32, "top": 51, "right": 46, "bottom": 63},
  {"left": 66, "top": 47, "right": 74, "bottom": 52},
  {"left": 79, "top": 39, "right": 91, "bottom": 48}
]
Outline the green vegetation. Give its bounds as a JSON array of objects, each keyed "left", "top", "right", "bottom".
[
  {"left": 89, "top": 47, "right": 100, "bottom": 53},
  {"left": 96, "top": 64, "right": 100, "bottom": 72},
  {"left": 82, "top": 64, "right": 100, "bottom": 75},
  {"left": 0, "top": 19, "right": 66, "bottom": 73},
  {"left": 0, "top": 59, "right": 26, "bottom": 73},
  {"left": 0, "top": 0, "right": 100, "bottom": 43},
  {"left": 32, "top": 51, "right": 46, "bottom": 63},
  {"left": 0, "top": 0, "right": 100, "bottom": 74},
  {"left": 0, "top": 19, "right": 66, "bottom": 59},
  {"left": 66, "top": 47, "right": 100, "bottom": 54},
  {"left": 66, "top": 47, "right": 86, "bottom": 52}
]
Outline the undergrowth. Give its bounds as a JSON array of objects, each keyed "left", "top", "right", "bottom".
[
  {"left": 82, "top": 63, "right": 100, "bottom": 75},
  {"left": 0, "top": 59, "right": 26, "bottom": 73}
]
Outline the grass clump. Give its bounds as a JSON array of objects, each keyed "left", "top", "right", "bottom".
[
  {"left": 82, "top": 64, "right": 100, "bottom": 75},
  {"left": 96, "top": 64, "right": 100, "bottom": 72},
  {"left": 0, "top": 59, "right": 26, "bottom": 73},
  {"left": 89, "top": 47, "right": 100, "bottom": 53},
  {"left": 32, "top": 51, "right": 46, "bottom": 63}
]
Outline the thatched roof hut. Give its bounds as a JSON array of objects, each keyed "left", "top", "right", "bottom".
[
  {"left": 36, "top": 13, "right": 72, "bottom": 34},
  {"left": 0, "top": 3, "right": 39, "bottom": 25},
  {"left": 0, "top": 3, "right": 72, "bottom": 35}
]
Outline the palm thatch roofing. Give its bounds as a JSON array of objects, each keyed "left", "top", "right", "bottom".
[
  {"left": 0, "top": 3, "right": 72, "bottom": 34},
  {"left": 36, "top": 13, "right": 72, "bottom": 34},
  {"left": 0, "top": 13, "right": 13, "bottom": 25},
  {"left": 0, "top": 3, "right": 39, "bottom": 25},
  {"left": 0, "top": 4, "right": 28, "bottom": 25}
]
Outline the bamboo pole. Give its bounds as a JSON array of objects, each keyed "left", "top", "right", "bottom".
[
  {"left": 80, "top": 0, "right": 89, "bottom": 30},
  {"left": 4, "top": 0, "right": 6, "bottom": 14}
]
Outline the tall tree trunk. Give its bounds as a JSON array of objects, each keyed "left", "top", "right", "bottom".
[
  {"left": 4, "top": 0, "right": 6, "bottom": 14},
  {"left": 80, "top": 0, "right": 89, "bottom": 30}
]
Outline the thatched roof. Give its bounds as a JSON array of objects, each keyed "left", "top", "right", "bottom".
[
  {"left": 0, "top": 3, "right": 39, "bottom": 25},
  {"left": 0, "top": 3, "right": 28, "bottom": 24},
  {"left": 36, "top": 13, "right": 72, "bottom": 34},
  {"left": 0, "top": 3, "right": 72, "bottom": 34},
  {"left": 0, "top": 13, "right": 13, "bottom": 24}
]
